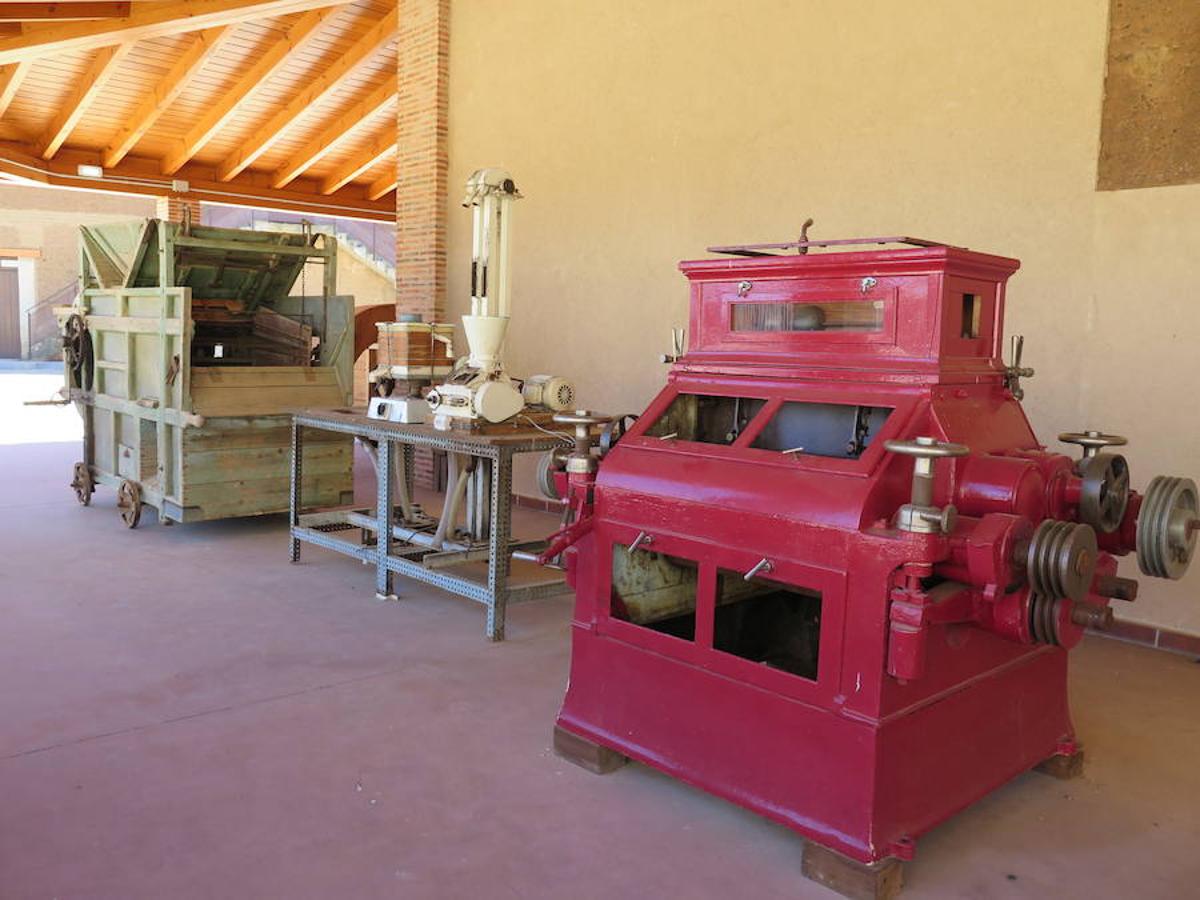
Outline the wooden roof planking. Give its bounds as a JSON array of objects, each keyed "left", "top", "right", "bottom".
[{"left": 0, "top": 0, "right": 397, "bottom": 221}]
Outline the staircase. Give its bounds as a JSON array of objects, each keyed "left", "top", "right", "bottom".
[{"left": 26, "top": 281, "right": 78, "bottom": 360}]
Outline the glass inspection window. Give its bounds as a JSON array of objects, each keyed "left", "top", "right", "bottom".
[
  {"left": 610, "top": 542, "right": 699, "bottom": 641},
  {"left": 730, "top": 300, "right": 885, "bottom": 333},
  {"left": 644, "top": 393, "right": 766, "bottom": 445},
  {"left": 713, "top": 569, "right": 822, "bottom": 680},
  {"left": 750, "top": 402, "right": 892, "bottom": 458}
]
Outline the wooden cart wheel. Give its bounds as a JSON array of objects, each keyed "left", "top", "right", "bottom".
[
  {"left": 116, "top": 479, "right": 142, "bottom": 529},
  {"left": 70, "top": 462, "right": 93, "bottom": 506}
]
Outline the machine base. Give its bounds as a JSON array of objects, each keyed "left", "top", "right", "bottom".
[
  {"left": 1034, "top": 745, "right": 1085, "bottom": 780},
  {"left": 554, "top": 724, "right": 628, "bottom": 774},
  {"left": 802, "top": 843, "right": 904, "bottom": 900}
]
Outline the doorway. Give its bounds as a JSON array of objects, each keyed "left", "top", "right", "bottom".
[{"left": 0, "top": 266, "right": 20, "bottom": 358}]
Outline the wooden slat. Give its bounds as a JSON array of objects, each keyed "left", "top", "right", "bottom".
[
  {"left": 0, "top": 58, "right": 30, "bottom": 117},
  {"left": 215, "top": 6, "right": 395, "bottom": 181},
  {"left": 320, "top": 128, "right": 393, "bottom": 194},
  {"left": 160, "top": 6, "right": 336, "bottom": 175},
  {"left": 365, "top": 166, "right": 395, "bottom": 200},
  {"left": 0, "top": 0, "right": 350, "bottom": 64},
  {"left": 0, "top": 4, "right": 131, "bottom": 22},
  {"left": 272, "top": 76, "right": 392, "bottom": 187},
  {"left": 102, "top": 26, "right": 234, "bottom": 168},
  {"left": 40, "top": 41, "right": 133, "bottom": 159}
]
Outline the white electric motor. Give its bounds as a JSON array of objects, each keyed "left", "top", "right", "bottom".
[{"left": 522, "top": 374, "right": 575, "bottom": 412}]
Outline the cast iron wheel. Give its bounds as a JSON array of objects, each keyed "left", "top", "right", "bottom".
[
  {"left": 70, "top": 462, "right": 94, "bottom": 506},
  {"left": 62, "top": 314, "right": 95, "bottom": 392},
  {"left": 374, "top": 376, "right": 396, "bottom": 398},
  {"left": 116, "top": 479, "right": 142, "bottom": 529}
]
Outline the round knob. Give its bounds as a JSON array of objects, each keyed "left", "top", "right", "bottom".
[
  {"left": 1059, "top": 431, "right": 1127, "bottom": 459},
  {"left": 883, "top": 436, "right": 970, "bottom": 459}
]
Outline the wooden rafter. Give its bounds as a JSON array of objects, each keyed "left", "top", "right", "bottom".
[
  {"left": 0, "top": 140, "right": 395, "bottom": 221},
  {"left": 0, "top": 58, "right": 31, "bottom": 117},
  {"left": 0, "top": 4, "right": 131, "bottom": 22},
  {"left": 0, "top": 0, "right": 350, "bottom": 65},
  {"left": 320, "top": 129, "right": 394, "bottom": 195},
  {"left": 273, "top": 77, "right": 392, "bottom": 188},
  {"left": 365, "top": 167, "right": 395, "bottom": 201},
  {"left": 102, "top": 26, "right": 232, "bottom": 169},
  {"left": 160, "top": 6, "right": 336, "bottom": 176},
  {"left": 41, "top": 42, "right": 133, "bottom": 159},
  {"left": 216, "top": 6, "right": 396, "bottom": 182}
]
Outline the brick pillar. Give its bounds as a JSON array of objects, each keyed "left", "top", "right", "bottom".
[
  {"left": 396, "top": 0, "right": 450, "bottom": 488},
  {"left": 156, "top": 194, "right": 202, "bottom": 224},
  {"left": 395, "top": 0, "right": 449, "bottom": 324}
]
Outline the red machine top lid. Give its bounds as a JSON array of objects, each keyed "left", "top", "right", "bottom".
[{"left": 677, "top": 237, "right": 1021, "bottom": 384}]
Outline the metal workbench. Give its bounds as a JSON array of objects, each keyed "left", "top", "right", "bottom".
[{"left": 289, "top": 408, "right": 573, "bottom": 641}]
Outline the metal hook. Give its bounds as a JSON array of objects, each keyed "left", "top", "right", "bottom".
[{"left": 797, "top": 218, "right": 814, "bottom": 255}]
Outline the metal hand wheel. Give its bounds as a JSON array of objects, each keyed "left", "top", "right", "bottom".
[{"left": 1058, "top": 431, "right": 1127, "bottom": 460}]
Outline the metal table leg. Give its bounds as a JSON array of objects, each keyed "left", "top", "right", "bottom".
[
  {"left": 486, "top": 449, "right": 514, "bottom": 641},
  {"left": 289, "top": 420, "right": 302, "bottom": 562},
  {"left": 376, "top": 437, "right": 397, "bottom": 600}
]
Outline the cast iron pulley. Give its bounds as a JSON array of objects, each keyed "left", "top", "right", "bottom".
[
  {"left": 1136, "top": 475, "right": 1200, "bottom": 580},
  {"left": 1026, "top": 519, "right": 1098, "bottom": 602},
  {"left": 70, "top": 462, "right": 93, "bottom": 506},
  {"left": 536, "top": 448, "right": 568, "bottom": 501},
  {"left": 1028, "top": 592, "right": 1063, "bottom": 645},
  {"left": 599, "top": 414, "right": 638, "bottom": 458},
  {"left": 116, "top": 479, "right": 142, "bottom": 529},
  {"left": 1078, "top": 452, "right": 1130, "bottom": 533},
  {"left": 62, "top": 313, "right": 94, "bottom": 392},
  {"left": 373, "top": 376, "right": 396, "bottom": 398},
  {"left": 1028, "top": 593, "right": 1113, "bottom": 646},
  {"left": 1058, "top": 430, "right": 1127, "bottom": 460}
]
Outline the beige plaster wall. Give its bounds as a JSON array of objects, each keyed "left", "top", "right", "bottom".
[
  {"left": 446, "top": 0, "right": 1200, "bottom": 633},
  {"left": 0, "top": 184, "right": 156, "bottom": 302}
]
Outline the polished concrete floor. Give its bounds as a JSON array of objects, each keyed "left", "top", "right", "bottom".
[{"left": 2, "top": 380, "right": 1199, "bottom": 897}]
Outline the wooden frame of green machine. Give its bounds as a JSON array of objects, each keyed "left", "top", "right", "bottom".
[{"left": 61, "top": 217, "right": 356, "bottom": 527}]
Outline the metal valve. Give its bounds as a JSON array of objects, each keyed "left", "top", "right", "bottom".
[
  {"left": 1058, "top": 430, "right": 1128, "bottom": 460},
  {"left": 1004, "top": 335, "right": 1035, "bottom": 400},
  {"left": 884, "top": 436, "right": 970, "bottom": 534},
  {"left": 553, "top": 410, "right": 613, "bottom": 474}
]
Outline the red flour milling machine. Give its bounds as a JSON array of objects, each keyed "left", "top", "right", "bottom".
[{"left": 537, "top": 236, "right": 1199, "bottom": 899}]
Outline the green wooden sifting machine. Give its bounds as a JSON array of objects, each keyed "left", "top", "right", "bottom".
[{"left": 58, "top": 217, "right": 356, "bottom": 527}]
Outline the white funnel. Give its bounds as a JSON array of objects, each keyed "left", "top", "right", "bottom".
[{"left": 462, "top": 314, "right": 509, "bottom": 371}]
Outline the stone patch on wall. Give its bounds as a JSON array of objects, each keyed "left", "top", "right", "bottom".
[{"left": 1098, "top": 0, "right": 1200, "bottom": 190}]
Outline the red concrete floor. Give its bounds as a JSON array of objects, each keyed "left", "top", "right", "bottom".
[{"left": 2, "top": 438, "right": 1200, "bottom": 898}]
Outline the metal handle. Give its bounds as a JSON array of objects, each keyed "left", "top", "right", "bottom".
[
  {"left": 744, "top": 558, "right": 773, "bottom": 581},
  {"left": 629, "top": 531, "right": 654, "bottom": 553},
  {"left": 1058, "top": 430, "right": 1128, "bottom": 459}
]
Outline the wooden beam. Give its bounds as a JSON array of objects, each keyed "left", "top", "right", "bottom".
[
  {"left": 0, "top": 58, "right": 31, "bottom": 117},
  {"left": 216, "top": 7, "right": 395, "bottom": 182},
  {"left": 160, "top": 6, "right": 335, "bottom": 175},
  {"left": 273, "top": 78, "right": 393, "bottom": 188},
  {"left": 0, "top": 4, "right": 131, "bottom": 22},
  {"left": 365, "top": 167, "right": 395, "bottom": 201},
  {"left": 0, "top": 140, "right": 396, "bottom": 221},
  {"left": 0, "top": 0, "right": 349, "bottom": 64},
  {"left": 102, "top": 26, "right": 232, "bottom": 169},
  {"left": 321, "top": 130, "right": 394, "bottom": 195},
  {"left": 40, "top": 42, "right": 132, "bottom": 159}
]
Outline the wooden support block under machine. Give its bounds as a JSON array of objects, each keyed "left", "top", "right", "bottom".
[
  {"left": 1034, "top": 745, "right": 1085, "bottom": 780},
  {"left": 801, "top": 843, "right": 904, "bottom": 900},
  {"left": 552, "top": 724, "right": 628, "bottom": 775}
]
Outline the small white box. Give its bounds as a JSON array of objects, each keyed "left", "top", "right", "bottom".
[{"left": 368, "top": 396, "right": 429, "bottom": 424}]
